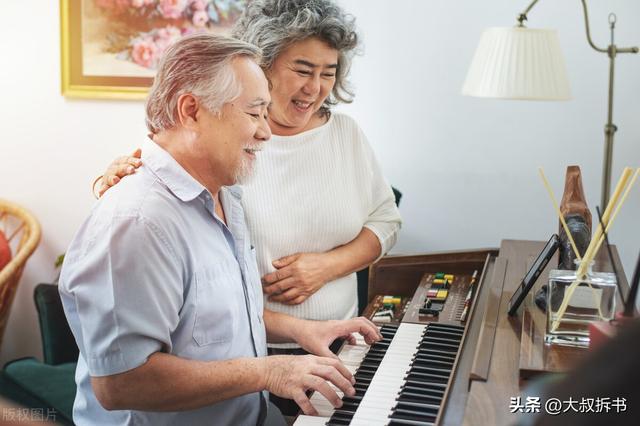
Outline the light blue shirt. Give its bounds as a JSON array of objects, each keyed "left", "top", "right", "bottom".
[{"left": 59, "top": 140, "right": 268, "bottom": 426}]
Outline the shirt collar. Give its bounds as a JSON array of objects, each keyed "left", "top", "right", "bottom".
[
  {"left": 142, "top": 139, "right": 205, "bottom": 203},
  {"left": 226, "top": 184, "right": 243, "bottom": 200},
  {"left": 142, "top": 139, "right": 244, "bottom": 204}
]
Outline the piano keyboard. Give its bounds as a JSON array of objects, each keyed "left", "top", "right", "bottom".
[{"left": 294, "top": 322, "right": 465, "bottom": 426}]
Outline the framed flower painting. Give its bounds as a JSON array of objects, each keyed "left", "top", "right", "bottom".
[{"left": 60, "top": 0, "right": 246, "bottom": 100}]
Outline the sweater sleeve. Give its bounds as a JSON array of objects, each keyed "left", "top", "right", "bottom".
[{"left": 356, "top": 125, "right": 402, "bottom": 260}]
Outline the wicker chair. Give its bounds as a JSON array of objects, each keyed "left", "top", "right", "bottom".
[{"left": 0, "top": 199, "right": 41, "bottom": 350}]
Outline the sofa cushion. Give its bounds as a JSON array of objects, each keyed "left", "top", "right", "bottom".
[{"left": 4, "top": 358, "right": 76, "bottom": 423}]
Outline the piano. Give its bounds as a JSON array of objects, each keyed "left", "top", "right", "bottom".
[{"left": 294, "top": 240, "right": 629, "bottom": 426}]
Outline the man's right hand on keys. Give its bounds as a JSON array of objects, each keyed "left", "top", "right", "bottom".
[{"left": 262, "top": 355, "right": 356, "bottom": 416}]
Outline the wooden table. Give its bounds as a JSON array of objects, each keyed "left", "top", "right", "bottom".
[{"left": 459, "top": 239, "right": 629, "bottom": 426}]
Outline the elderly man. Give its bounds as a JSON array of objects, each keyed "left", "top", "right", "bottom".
[{"left": 59, "top": 34, "right": 381, "bottom": 426}]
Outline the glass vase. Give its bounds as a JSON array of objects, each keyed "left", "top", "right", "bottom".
[{"left": 545, "top": 260, "right": 617, "bottom": 348}]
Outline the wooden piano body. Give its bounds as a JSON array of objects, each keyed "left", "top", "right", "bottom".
[
  {"left": 366, "top": 247, "right": 497, "bottom": 426},
  {"left": 296, "top": 239, "right": 628, "bottom": 426}
]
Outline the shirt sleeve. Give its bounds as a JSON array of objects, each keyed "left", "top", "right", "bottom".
[
  {"left": 357, "top": 127, "right": 402, "bottom": 261},
  {"left": 60, "top": 215, "right": 183, "bottom": 377}
]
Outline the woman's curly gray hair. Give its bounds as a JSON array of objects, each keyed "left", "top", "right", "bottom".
[{"left": 232, "top": 0, "right": 359, "bottom": 113}]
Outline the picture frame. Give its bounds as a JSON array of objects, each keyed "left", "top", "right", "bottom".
[{"left": 60, "top": 0, "right": 245, "bottom": 100}]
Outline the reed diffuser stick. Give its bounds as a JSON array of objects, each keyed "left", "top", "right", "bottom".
[
  {"left": 551, "top": 167, "right": 634, "bottom": 332},
  {"left": 589, "top": 168, "right": 640, "bottom": 259}
]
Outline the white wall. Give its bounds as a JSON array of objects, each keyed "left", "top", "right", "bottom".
[{"left": 1, "top": 0, "right": 639, "bottom": 366}]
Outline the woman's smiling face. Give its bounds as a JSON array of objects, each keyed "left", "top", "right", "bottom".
[{"left": 265, "top": 37, "right": 339, "bottom": 136}]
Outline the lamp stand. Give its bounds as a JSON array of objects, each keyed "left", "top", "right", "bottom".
[{"left": 518, "top": 0, "right": 638, "bottom": 209}]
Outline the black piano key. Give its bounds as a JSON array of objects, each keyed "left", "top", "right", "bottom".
[
  {"left": 354, "top": 371, "right": 374, "bottom": 379},
  {"left": 336, "top": 404, "right": 358, "bottom": 414},
  {"left": 389, "top": 411, "right": 437, "bottom": 424},
  {"left": 408, "top": 364, "right": 452, "bottom": 375},
  {"left": 421, "top": 329, "right": 462, "bottom": 340},
  {"left": 353, "top": 375, "right": 372, "bottom": 384},
  {"left": 328, "top": 409, "right": 353, "bottom": 418},
  {"left": 426, "top": 324, "right": 463, "bottom": 334},
  {"left": 351, "top": 388, "right": 367, "bottom": 396},
  {"left": 357, "top": 362, "right": 374, "bottom": 370},
  {"left": 357, "top": 365, "right": 379, "bottom": 374},
  {"left": 400, "top": 390, "right": 445, "bottom": 402},
  {"left": 424, "top": 324, "right": 463, "bottom": 333},
  {"left": 332, "top": 405, "right": 358, "bottom": 415},
  {"left": 326, "top": 416, "right": 352, "bottom": 426},
  {"left": 404, "top": 378, "right": 448, "bottom": 388},
  {"left": 341, "top": 395, "right": 364, "bottom": 404},
  {"left": 420, "top": 335, "right": 462, "bottom": 346},
  {"left": 420, "top": 336, "right": 461, "bottom": 346},
  {"left": 358, "top": 360, "right": 381, "bottom": 367},
  {"left": 413, "top": 353, "right": 456, "bottom": 364},
  {"left": 405, "top": 371, "right": 449, "bottom": 384},
  {"left": 401, "top": 385, "right": 445, "bottom": 397},
  {"left": 350, "top": 388, "right": 367, "bottom": 398},
  {"left": 409, "top": 359, "right": 453, "bottom": 371},
  {"left": 423, "top": 329, "right": 463, "bottom": 338},
  {"left": 412, "top": 353, "right": 454, "bottom": 363},
  {"left": 350, "top": 384, "right": 368, "bottom": 393},
  {"left": 415, "top": 347, "right": 457, "bottom": 357},
  {"left": 393, "top": 404, "right": 439, "bottom": 417},
  {"left": 418, "top": 342, "right": 459, "bottom": 353},
  {"left": 357, "top": 360, "right": 382, "bottom": 367},
  {"left": 397, "top": 393, "right": 442, "bottom": 406},
  {"left": 393, "top": 399, "right": 441, "bottom": 411},
  {"left": 382, "top": 323, "right": 400, "bottom": 328},
  {"left": 421, "top": 334, "right": 462, "bottom": 343}
]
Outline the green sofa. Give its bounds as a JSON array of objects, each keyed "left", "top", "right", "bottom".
[{"left": 0, "top": 283, "right": 78, "bottom": 425}]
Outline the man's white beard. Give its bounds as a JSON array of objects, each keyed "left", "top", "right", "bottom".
[
  {"left": 235, "top": 154, "right": 257, "bottom": 185},
  {"left": 235, "top": 143, "right": 264, "bottom": 185}
]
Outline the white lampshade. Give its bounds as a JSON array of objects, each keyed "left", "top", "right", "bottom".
[{"left": 462, "top": 27, "right": 571, "bottom": 100}]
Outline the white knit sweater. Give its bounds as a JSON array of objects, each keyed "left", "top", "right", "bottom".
[{"left": 241, "top": 113, "right": 402, "bottom": 347}]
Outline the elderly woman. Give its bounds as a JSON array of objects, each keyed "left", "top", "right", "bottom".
[{"left": 99, "top": 0, "right": 401, "bottom": 348}]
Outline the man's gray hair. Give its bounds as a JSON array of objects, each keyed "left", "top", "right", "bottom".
[
  {"left": 146, "top": 33, "right": 261, "bottom": 134},
  {"left": 232, "top": 0, "right": 359, "bottom": 114}
]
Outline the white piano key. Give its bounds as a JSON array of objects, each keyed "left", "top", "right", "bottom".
[{"left": 293, "top": 415, "right": 331, "bottom": 426}]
